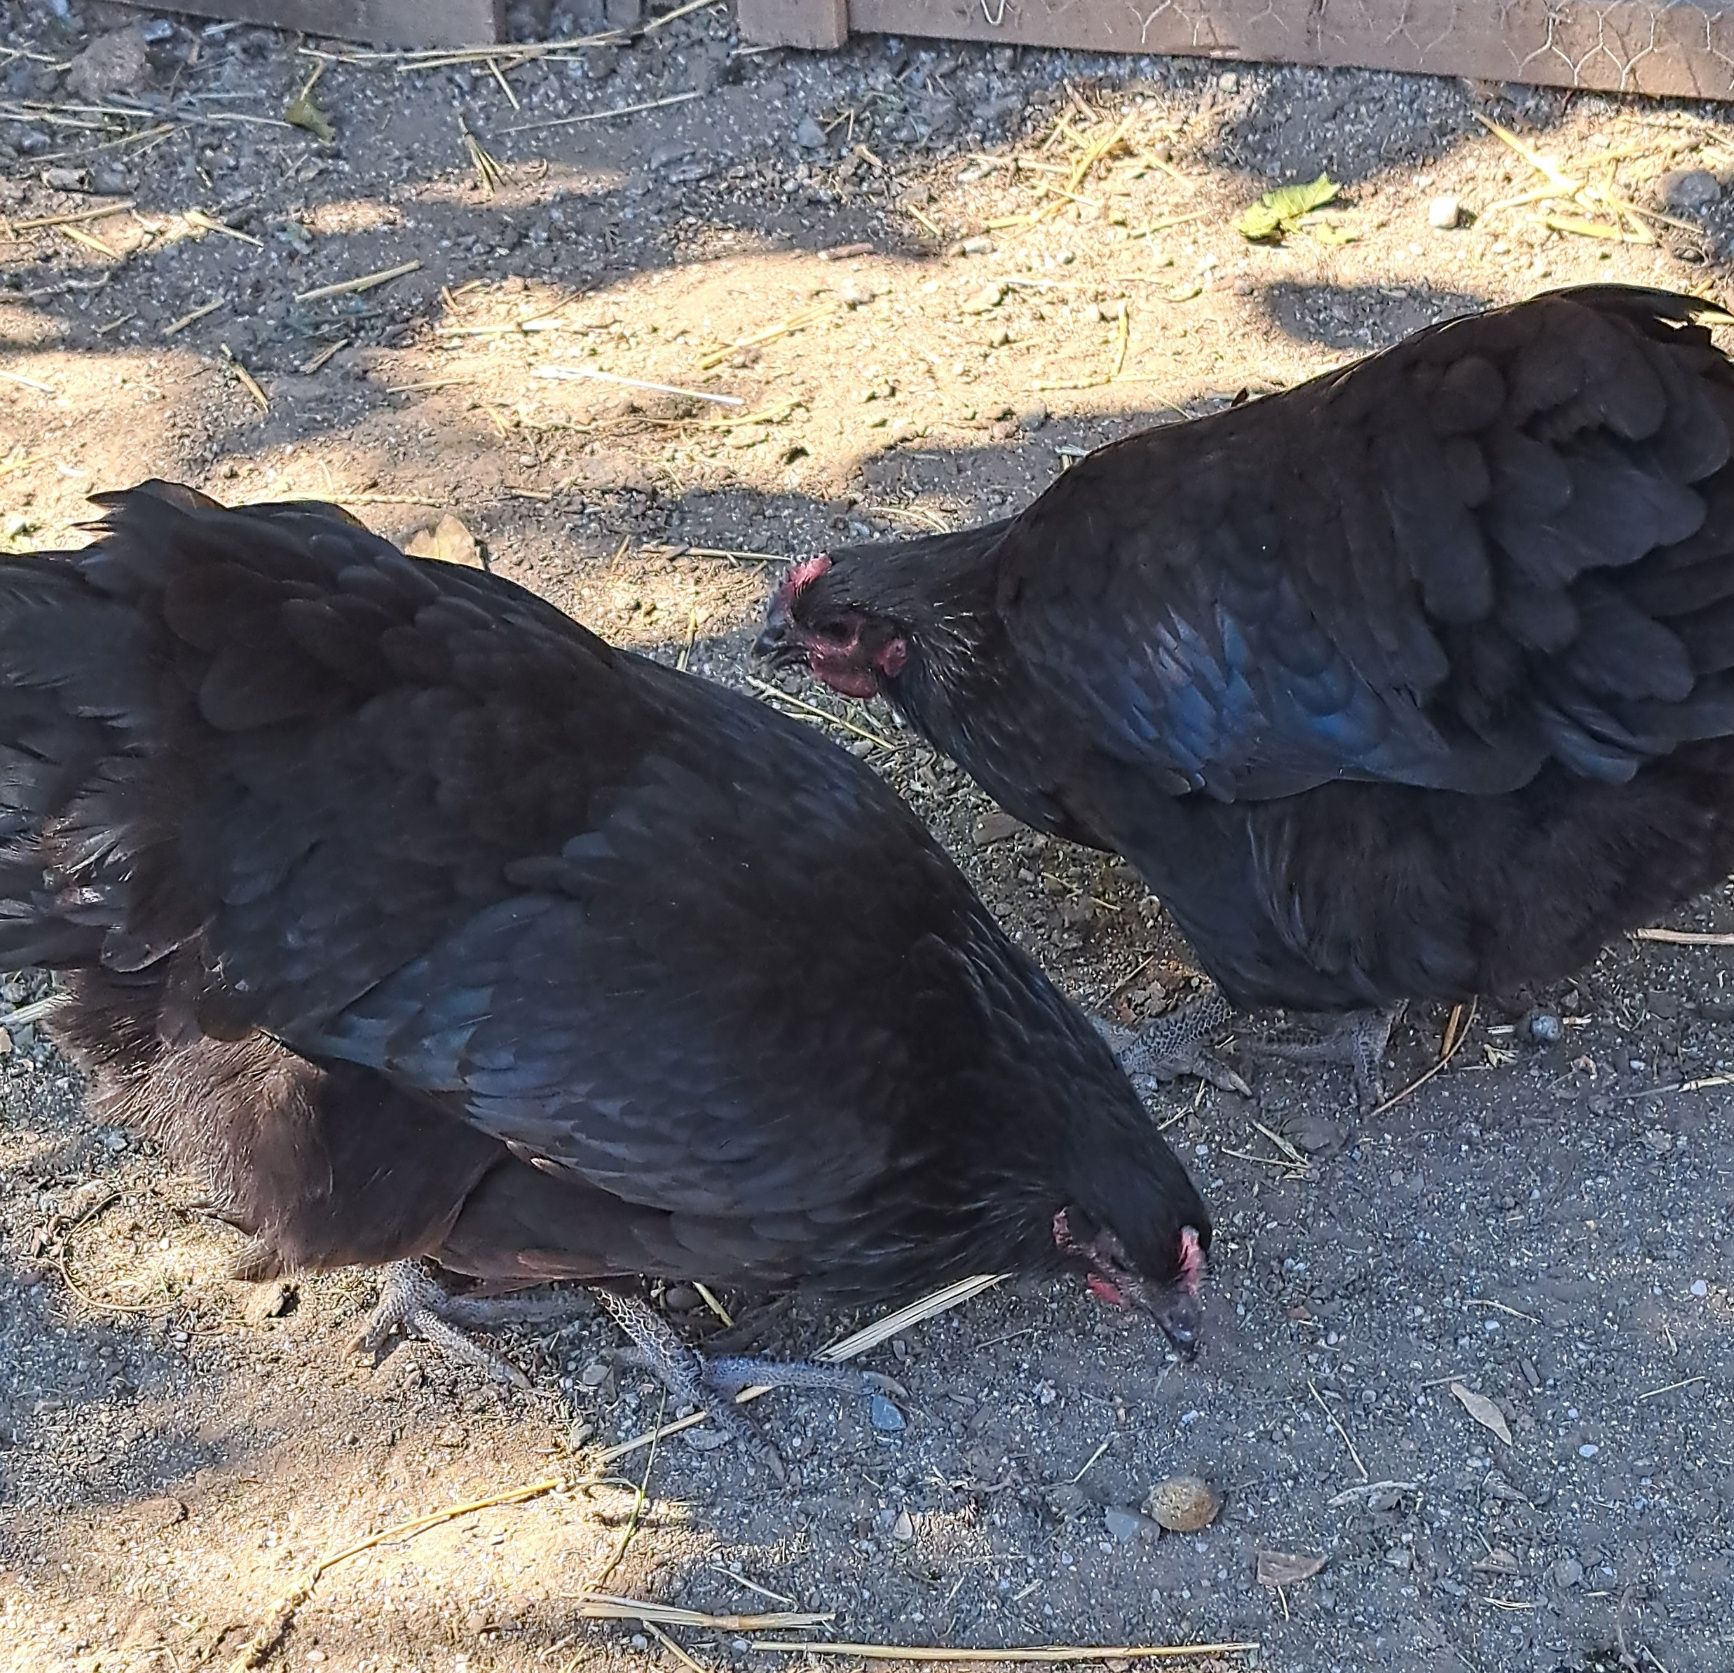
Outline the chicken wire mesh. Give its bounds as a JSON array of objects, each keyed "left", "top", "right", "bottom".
[{"left": 847, "top": 0, "right": 1734, "bottom": 99}]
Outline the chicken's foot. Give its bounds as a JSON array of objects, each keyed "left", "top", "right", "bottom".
[
  {"left": 1095, "top": 990, "right": 1249, "bottom": 1097},
  {"left": 1237, "top": 1004, "right": 1405, "bottom": 1110},
  {"left": 590, "top": 1287, "right": 904, "bottom": 1481},
  {"left": 353, "top": 1260, "right": 592, "bottom": 1389}
]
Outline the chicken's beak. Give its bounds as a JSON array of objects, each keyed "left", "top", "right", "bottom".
[
  {"left": 753, "top": 603, "right": 794, "bottom": 664},
  {"left": 1146, "top": 1285, "right": 1203, "bottom": 1362},
  {"left": 756, "top": 606, "right": 808, "bottom": 672}
]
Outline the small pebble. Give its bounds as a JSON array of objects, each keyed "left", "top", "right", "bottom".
[
  {"left": 1427, "top": 195, "right": 1463, "bottom": 230},
  {"left": 794, "top": 116, "right": 827, "bottom": 150},
  {"left": 1103, "top": 1507, "right": 1153, "bottom": 1543},
  {"left": 1526, "top": 1010, "right": 1563, "bottom": 1043},
  {"left": 1552, "top": 1557, "right": 1585, "bottom": 1588},
  {"left": 1143, "top": 1474, "right": 1221, "bottom": 1532},
  {"left": 1579, "top": 1443, "right": 1600, "bottom": 1458},
  {"left": 1690, "top": 1279, "right": 1709, "bottom": 1297},
  {"left": 869, "top": 1394, "right": 905, "bottom": 1432},
  {"left": 1662, "top": 168, "right": 1721, "bottom": 212},
  {"left": 891, "top": 1509, "right": 915, "bottom": 1542}
]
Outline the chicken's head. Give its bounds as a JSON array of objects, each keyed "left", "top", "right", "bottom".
[
  {"left": 754, "top": 554, "right": 909, "bottom": 700},
  {"left": 1052, "top": 1207, "right": 1209, "bottom": 1360}
]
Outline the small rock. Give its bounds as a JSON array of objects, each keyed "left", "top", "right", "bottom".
[
  {"left": 648, "top": 141, "right": 692, "bottom": 170},
  {"left": 90, "top": 164, "right": 132, "bottom": 196},
  {"left": 42, "top": 167, "right": 89, "bottom": 193},
  {"left": 1218, "top": 71, "right": 1240, "bottom": 91},
  {"left": 67, "top": 26, "right": 152, "bottom": 101},
  {"left": 1578, "top": 1442, "right": 1600, "bottom": 1458},
  {"left": 583, "top": 46, "right": 620, "bottom": 79},
  {"left": 955, "top": 235, "right": 995, "bottom": 256},
  {"left": 835, "top": 280, "right": 874, "bottom": 308},
  {"left": 973, "top": 810, "right": 1022, "bottom": 846},
  {"left": 1551, "top": 1557, "right": 1585, "bottom": 1588},
  {"left": 1143, "top": 1474, "right": 1221, "bottom": 1532},
  {"left": 1526, "top": 1010, "right": 1562, "bottom": 1043},
  {"left": 1285, "top": 1109, "right": 1346, "bottom": 1157},
  {"left": 662, "top": 1284, "right": 703, "bottom": 1312},
  {"left": 890, "top": 1509, "right": 915, "bottom": 1543},
  {"left": 794, "top": 116, "right": 827, "bottom": 150},
  {"left": 1043, "top": 1482, "right": 1092, "bottom": 1520},
  {"left": 1016, "top": 403, "right": 1049, "bottom": 433},
  {"left": 1662, "top": 168, "right": 1721, "bottom": 212},
  {"left": 578, "top": 1358, "right": 613, "bottom": 1389},
  {"left": 1103, "top": 1506, "right": 1154, "bottom": 1543},
  {"left": 15, "top": 129, "right": 50, "bottom": 157},
  {"left": 1690, "top": 1278, "right": 1709, "bottom": 1297},
  {"left": 1427, "top": 195, "right": 1463, "bottom": 230},
  {"left": 869, "top": 1394, "right": 905, "bottom": 1432},
  {"left": 960, "top": 282, "right": 1007, "bottom": 315},
  {"left": 242, "top": 1279, "right": 296, "bottom": 1325}
]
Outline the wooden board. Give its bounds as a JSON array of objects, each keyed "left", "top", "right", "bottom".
[
  {"left": 113, "top": 0, "right": 504, "bottom": 48},
  {"left": 737, "top": 0, "right": 848, "bottom": 49},
  {"left": 738, "top": 0, "right": 1734, "bottom": 100}
]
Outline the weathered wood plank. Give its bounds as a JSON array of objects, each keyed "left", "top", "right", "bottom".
[
  {"left": 737, "top": 0, "right": 849, "bottom": 49},
  {"left": 112, "top": 0, "right": 504, "bottom": 49},
  {"left": 753, "top": 0, "right": 1734, "bottom": 102}
]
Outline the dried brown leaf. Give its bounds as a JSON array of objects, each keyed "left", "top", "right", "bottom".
[
  {"left": 404, "top": 512, "right": 482, "bottom": 569},
  {"left": 1449, "top": 1380, "right": 1514, "bottom": 1446},
  {"left": 1256, "top": 1549, "right": 1327, "bottom": 1587}
]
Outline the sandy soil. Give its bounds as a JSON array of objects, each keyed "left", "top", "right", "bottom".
[{"left": 1, "top": 5, "right": 1732, "bottom": 1672}]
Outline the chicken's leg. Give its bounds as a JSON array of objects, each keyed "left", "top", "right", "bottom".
[
  {"left": 353, "top": 1260, "right": 593, "bottom": 1389},
  {"left": 1095, "top": 991, "right": 1250, "bottom": 1097},
  {"left": 590, "top": 1287, "right": 904, "bottom": 1480},
  {"left": 1236, "top": 1004, "right": 1404, "bottom": 1110}
]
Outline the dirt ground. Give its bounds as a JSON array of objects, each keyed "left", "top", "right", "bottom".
[{"left": 2, "top": 4, "right": 1732, "bottom": 1671}]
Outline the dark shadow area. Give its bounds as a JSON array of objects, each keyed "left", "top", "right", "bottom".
[
  {"left": 1256, "top": 277, "right": 1490, "bottom": 352},
  {"left": 1187, "top": 60, "right": 1572, "bottom": 188}
]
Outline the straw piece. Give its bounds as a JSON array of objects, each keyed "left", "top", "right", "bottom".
[
  {"left": 162, "top": 296, "right": 225, "bottom": 337},
  {"left": 1634, "top": 926, "right": 1734, "bottom": 946},
  {"left": 7, "top": 198, "right": 133, "bottom": 232},
  {"left": 534, "top": 365, "right": 743, "bottom": 407},
  {"left": 579, "top": 1597, "right": 833, "bottom": 1631},
  {"left": 219, "top": 344, "right": 268, "bottom": 414},
  {"left": 295, "top": 260, "right": 422, "bottom": 304},
  {"left": 503, "top": 90, "right": 701, "bottom": 135},
  {"left": 184, "top": 207, "right": 263, "bottom": 247},
  {"left": 749, "top": 1641, "right": 1259, "bottom": 1663}
]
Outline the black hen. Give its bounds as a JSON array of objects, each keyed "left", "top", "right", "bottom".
[
  {"left": 758, "top": 286, "right": 1734, "bottom": 1102},
  {"left": 0, "top": 482, "right": 1210, "bottom": 1461}
]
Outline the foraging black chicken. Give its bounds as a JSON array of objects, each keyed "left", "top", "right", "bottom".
[
  {"left": 0, "top": 481, "right": 1210, "bottom": 1467},
  {"left": 758, "top": 286, "right": 1734, "bottom": 1105}
]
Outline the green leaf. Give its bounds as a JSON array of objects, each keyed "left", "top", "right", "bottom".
[
  {"left": 1236, "top": 173, "right": 1340, "bottom": 242},
  {"left": 285, "top": 90, "right": 335, "bottom": 143}
]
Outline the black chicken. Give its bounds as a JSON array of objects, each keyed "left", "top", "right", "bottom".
[
  {"left": 757, "top": 286, "right": 1734, "bottom": 1105},
  {"left": 0, "top": 481, "right": 1210, "bottom": 1465}
]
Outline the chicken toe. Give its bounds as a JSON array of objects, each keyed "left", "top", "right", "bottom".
[
  {"left": 1095, "top": 992, "right": 1249, "bottom": 1098},
  {"left": 351, "top": 1260, "right": 571, "bottom": 1389},
  {"left": 1237, "top": 1004, "right": 1405, "bottom": 1110},
  {"left": 590, "top": 1287, "right": 903, "bottom": 1478}
]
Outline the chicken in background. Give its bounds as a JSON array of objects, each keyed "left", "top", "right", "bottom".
[
  {"left": 757, "top": 286, "right": 1734, "bottom": 1107},
  {"left": 0, "top": 482, "right": 1211, "bottom": 1474}
]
